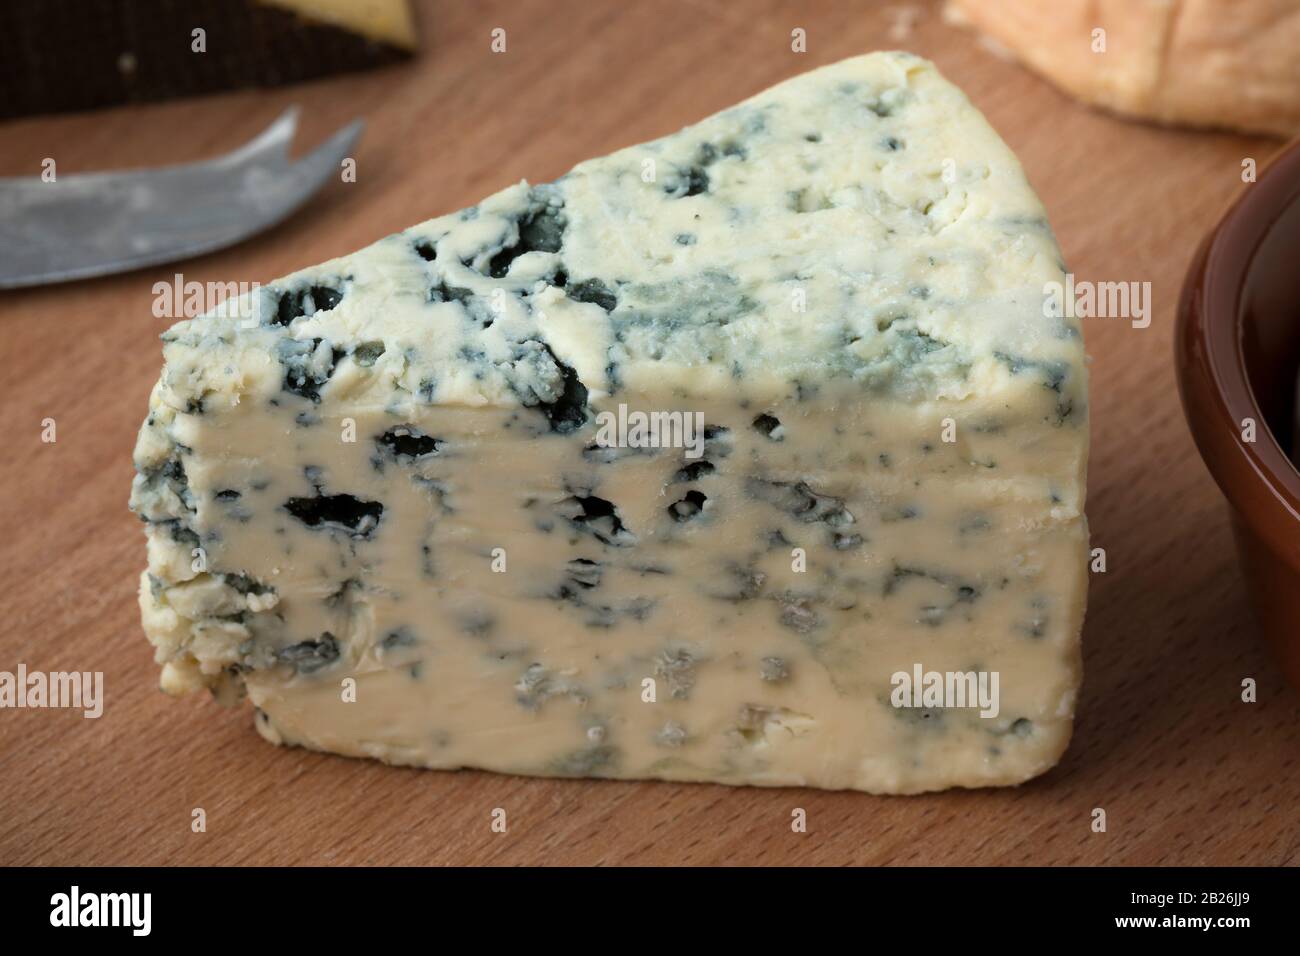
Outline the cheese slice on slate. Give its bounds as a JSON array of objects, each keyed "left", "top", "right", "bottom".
[
  {"left": 1, "top": 0, "right": 416, "bottom": 120},
  {"left": 130, "top": 52, "right": 1089, "bottom": 794}
]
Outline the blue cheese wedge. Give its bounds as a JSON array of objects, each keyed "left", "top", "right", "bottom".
[{"left": 130, "top": 52, "right": 1088, "bottom": 794}]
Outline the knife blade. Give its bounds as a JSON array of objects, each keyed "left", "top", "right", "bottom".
[{"left": 0, "top": 107, "right": 362, "bottom": 290}]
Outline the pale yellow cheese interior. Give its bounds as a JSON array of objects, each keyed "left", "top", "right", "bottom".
[{"left": 131, "top": 53, "right": 1089, "bottom": 794}]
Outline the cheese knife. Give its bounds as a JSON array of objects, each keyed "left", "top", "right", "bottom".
[{"left": 0, "top": 108, "right": 362, "bottom": 290}]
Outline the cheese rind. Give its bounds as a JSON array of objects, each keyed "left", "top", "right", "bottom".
[
  {"left": 946, "top": 0, "right": 1300, "bottom": 137},
  {"left": 131, "top": 52, "right": 1088, "bottom": 793}
]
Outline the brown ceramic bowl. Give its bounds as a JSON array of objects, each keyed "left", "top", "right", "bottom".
[{"left": 1177, "top": 139, "right": 1300, "bottom": 692}]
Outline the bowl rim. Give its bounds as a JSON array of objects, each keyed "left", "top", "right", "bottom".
[{"left": 1176, "top": 138, "right": 1300, "bottom": 558}]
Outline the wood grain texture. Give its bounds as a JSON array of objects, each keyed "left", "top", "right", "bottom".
[{"left": 1, "top": 0, "right": 1296, "bottom": 867}]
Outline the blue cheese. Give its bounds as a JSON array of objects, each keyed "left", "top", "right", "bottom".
[{"left": 130, "top": 52, "right": 1088, "bottom": 793}]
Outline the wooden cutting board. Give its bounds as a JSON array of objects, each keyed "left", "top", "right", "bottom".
[{"left": 2, "top": 0, "right": 1296, "bottom": 866}]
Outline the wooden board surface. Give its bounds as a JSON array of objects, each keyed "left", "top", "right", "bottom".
[{"left": 2, "top": 0, "right": 1296, "bottom": 867}]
